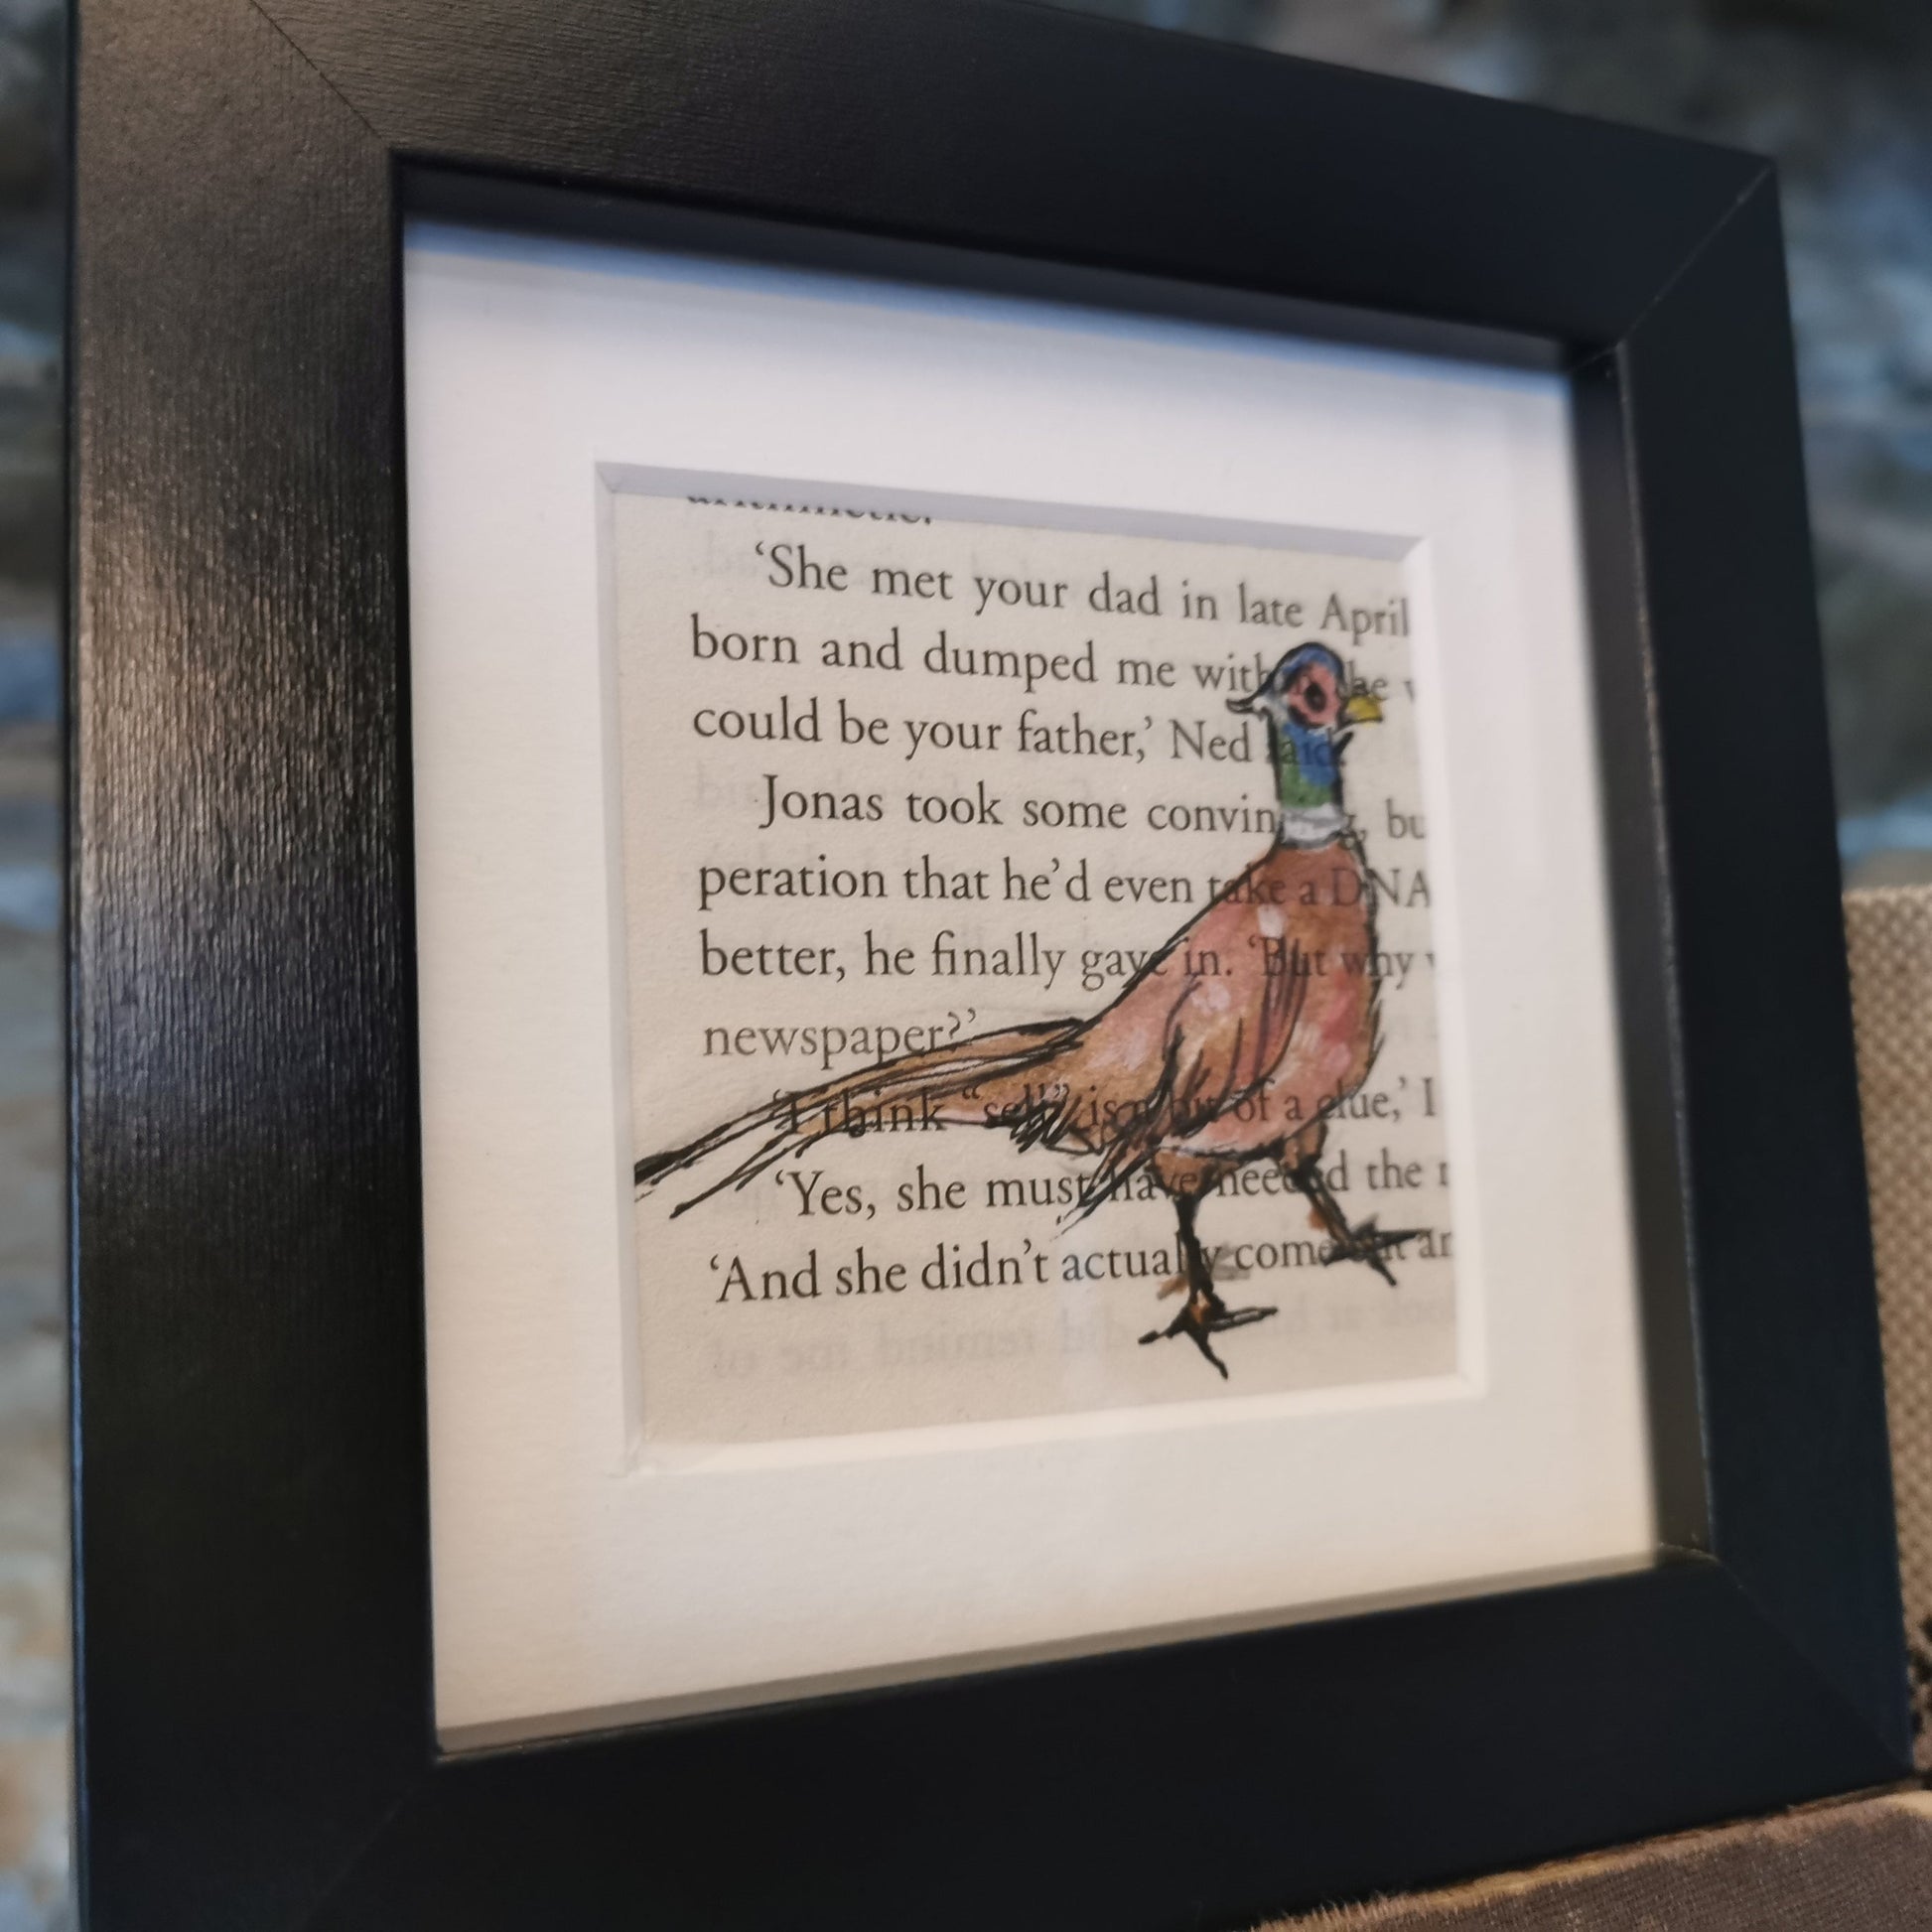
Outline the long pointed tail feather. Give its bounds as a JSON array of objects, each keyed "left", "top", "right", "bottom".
[{"left": 634, "top": 1019, "right": 1083, "bottom": 1215}]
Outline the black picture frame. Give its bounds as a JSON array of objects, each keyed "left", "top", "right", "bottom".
[{"left": 69, "top": 2, "right": 1908, "bottom": 1927}]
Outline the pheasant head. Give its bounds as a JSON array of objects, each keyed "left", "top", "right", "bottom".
[{"left": 1228, "top": 643, "right": 1383, "bottom": 843}]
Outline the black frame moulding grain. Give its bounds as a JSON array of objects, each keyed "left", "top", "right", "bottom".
[{"left": 69, "top": 2, "right": 1909, "bottom": 1927}]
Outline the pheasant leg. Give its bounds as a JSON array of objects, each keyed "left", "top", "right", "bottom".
[
  {"left": 1139, "top": 1193, "right": 1275, "bottom": 1378},
  {"left": 1286, "top": 1153, "right": 1419, "bottom": 1287}
]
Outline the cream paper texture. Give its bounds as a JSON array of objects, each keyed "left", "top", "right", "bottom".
[{"left": 613, "top": 481, "right": 1457, "bottom": 1445}]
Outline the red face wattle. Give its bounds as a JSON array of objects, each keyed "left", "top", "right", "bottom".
[{"left": 1285, "top": 662, "right": 1339, "bottom": 730}]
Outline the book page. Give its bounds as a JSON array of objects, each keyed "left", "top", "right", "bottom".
[{"left": 612, "top": 478, "right": 1455, "bottom": 1446}]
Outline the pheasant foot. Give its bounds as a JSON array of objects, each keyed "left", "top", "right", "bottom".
[
  {"left": 1285, "top": 1155, "right": 1419, "bottom": 1287},
  {"left": 1140, "top": 1288, "right": 1276, "bottom": 1378},
  {"left": 1320, "top": 1216, "right": 1423, "bottom": 1288}
]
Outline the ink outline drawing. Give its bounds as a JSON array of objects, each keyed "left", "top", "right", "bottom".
[{"left": 635, "top": 641, "right": 1428, "bottom": 1377}]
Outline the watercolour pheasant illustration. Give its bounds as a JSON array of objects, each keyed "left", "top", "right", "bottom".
[{"left": 636, "top": 642, "right": 1416, "bottom": 1377}]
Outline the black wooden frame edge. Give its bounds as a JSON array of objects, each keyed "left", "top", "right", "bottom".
[
  {"left": 301, "top": 1562, "right": 1900, "bottom": 1931},
  {"left": 1613, "top": 172, "right": 1904, "bottom": 1740},
  {"left": 270, "top": 0, "right": 1771, "bottom": 345},
  {"left": 74, "top": 5, "right": 431, "bottom": 1928},
  {"left": 70, "top": 2, "right": 1908, "bottom": 1927}
]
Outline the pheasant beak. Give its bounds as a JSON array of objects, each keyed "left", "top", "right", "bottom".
[
  {"left": 1226, "top": 691, "right": 1258, "bottom": 715},
  {"left": 1341, "top": 689, "right": 1384, "bottom": 726}
]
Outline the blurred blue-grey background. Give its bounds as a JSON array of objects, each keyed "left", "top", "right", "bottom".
[
  {"left": 0, "top": 0, "right": 63, "bottom": 1921},
  {"left": 3, "top": 1, "right": 1929, "bottom": 1921}
]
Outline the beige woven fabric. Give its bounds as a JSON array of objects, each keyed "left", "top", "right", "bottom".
[
  {"left": 1270, "top": 1792, "right": 1932, "bottom": 1929},
  {"left": 1847, "top": 884, "right": 1932, "bottom": 1759}
]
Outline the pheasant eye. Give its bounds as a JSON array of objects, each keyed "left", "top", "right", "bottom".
[{"left": 1289, "top": 676, "right": 1330, "bottom": 725}]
